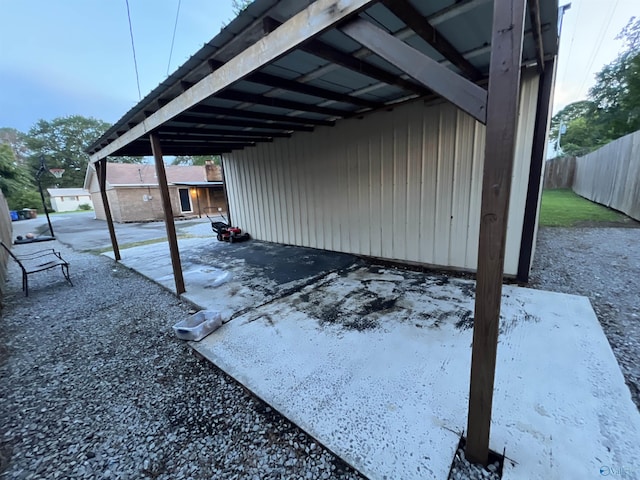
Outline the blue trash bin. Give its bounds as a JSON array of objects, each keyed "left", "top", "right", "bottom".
[{"left": 10, "top": 210, "right": 19, "bottom": 221}]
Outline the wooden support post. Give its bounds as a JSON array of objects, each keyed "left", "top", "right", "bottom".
[
  {"left": 195, "top": 188, "right": 202, "bottom": 218},
  {"left": 517, "top": 58, "right": 557, "bottom": 282},
  {"left": 220, "top": 157, "right": 232, "bottom": 227},
  {"left": 466, "top": 0, "right": 527, "bottom": 466},
  {"left": 150, "top": 133, "right": 186, "bottom": 295},
  {"left": 95, "top": 159, "right": 121, "bottom": 261}
]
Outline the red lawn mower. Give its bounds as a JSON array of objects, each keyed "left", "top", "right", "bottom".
[{"left": 207, "top": 208, "right": 250, "bottom": 244}]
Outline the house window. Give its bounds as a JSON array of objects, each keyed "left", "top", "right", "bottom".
[{"left": 178, "top": 188, "right": 193, "bottom": 213}]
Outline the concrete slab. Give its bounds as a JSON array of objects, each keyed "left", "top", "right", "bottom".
[
  {"left": 190, "top": 266, "right": 640, "bottom": 480},
  {"left": 107, "top": 238, "right": 355, "bottom": 320},
  {"left": 105, "top": 239, "right": 640, "bottom": 479}
]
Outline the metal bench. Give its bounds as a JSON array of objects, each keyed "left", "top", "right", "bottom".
[{"left": 0, "top": 241, "right": 73, "bottom": 296}]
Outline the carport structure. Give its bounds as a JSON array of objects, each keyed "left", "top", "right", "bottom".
[{"left": 87, "top": 0, "right": 561, "bottom": 466}]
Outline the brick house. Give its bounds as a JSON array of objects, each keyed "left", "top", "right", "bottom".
[{"left": 83, "top": 162, "right": 226, "bottom": 223}]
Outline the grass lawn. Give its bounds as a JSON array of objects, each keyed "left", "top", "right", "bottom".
[{"left": 539, "top": 189, "right": 633, "bottom": 227}]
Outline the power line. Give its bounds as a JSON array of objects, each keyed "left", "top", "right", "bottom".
[
  {"left": 167, "top": 0, "right": 182, "bottom": 76},
  {"left": 577, "top": 0, "right": 620, "bottom": 97},
  {"left": 125, "top": 0, "right": 142, "bottom": 100},
  {"left": 559, "top": 1, "right": 581, "bottom": 90}
]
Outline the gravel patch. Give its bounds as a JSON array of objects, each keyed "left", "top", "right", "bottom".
[
  {"left": 0, "top": 242, "right": 364, "bottom": 480},
  {"left": 3, "top": 226, "right": 638, "bottom": 480},
  {"left": 529, "top": 226, "right": 640, "bottom": 409}
]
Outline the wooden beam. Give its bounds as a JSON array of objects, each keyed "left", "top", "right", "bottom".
[
  {"left": 517, "top": 59, "right": 556, "bottom": 281},
  {"left": 172, "top": 114, "right": 315, "bottom": 132},
  {"left": 95, "top": 159, "right": 121, "bottom": 261},
  {"left": 155, "top": 133, "right": 274, "bottom": 143},
  {"left": 466, "top": 0, "right": 527, "bottom": 466},
  {"left": 126, "top": 147, "right": 235, "bottom": 156},
  {"left": 90, "top": 0, "right": 378, "bottom": 162},
  {"left": 149, "top": 133, "right": 186, "bottom": 295},
  {"left": 190, "top": 104, "right": 335, "bottom": 126},
  {"left": 301, "top": 39, "right": 428, "bottom": 96},
  {"left": 157, "top": 126, "right": 292, "bottom": 138},
  {"left": 217, "top": 89, "right": 347, "bottom": 117},
  {"left": 135, "top": 138, "right": 253, "bottom": 150},
  {"left": 527, "top": 0, "right": 545, "bottom": 72},
  {"left": 381, "top": 0, "right": 482, "bottom": 81},
  {"left": 341, "top": 18, "right": 487, "bottom": 123}
]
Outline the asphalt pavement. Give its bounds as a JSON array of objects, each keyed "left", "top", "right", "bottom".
[{"left": 11, "top": 211, "right": 214, "bottom": 251}]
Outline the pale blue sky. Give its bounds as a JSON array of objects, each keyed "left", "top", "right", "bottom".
[
  {"left": 0, "top": 0, "right": 235, "bottom": 132},
  {"left": 0, "top": 0, "right": 636, "bottom": 133}
]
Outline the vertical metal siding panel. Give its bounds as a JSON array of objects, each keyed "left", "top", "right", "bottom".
[
  {"left": 221, "top": 91, "right": 543, "bottom": 274},
  {"left": 297, "top": 135, "right": 310, "bottom": 247},
  {"left": 281, "top": 140, "right": 295, "bottom": 245},
  {"left": 289, "top": 139, "right": 303, "bottom": 246},
  {"left": 257, "top": 146, "right": 271, "bottom": 240},
  {"left": 465, "top": 123, "right": 485, "bottom": 269},
  {"left": 267, "top": 142, "right": 280, "bottom": 242},
  {"left": 346, "top": 127, "right": 359, "bottom": 254},
  {"left": 329, "top": 128, "right": 343, "bottom": 251},
  {"left": 392, "top": 109, "right": 409, "bottom": 260},
  {"left": 237, "top": 152, "right": 252, "bottom": 234},
  {"left": 272, "top": 141, "right": 286, "bottom": 244},
  {"left": 449, "top": 111, "right": 475, "bottom": 268},
  {"left": 312, "top": 131, "right": 325, "bottom": 250},
  {"left": 358, "top": 129, "right": 371, "bottom": 256},
  {"left": 244, "top": 150, "right": 267, "bottom": 240},
  {"left": 419, "top": 103, "right": 439, "bottom": 264},
  {"left": 434, "top": 104, "right": 456, "bottom": 266},
  {"left": 228, "top": 154, "right": 241, "bottom": 226},
  {"left": 405, "top": 102, "right": 423, "bottom": 263},
  {"left": 268, "top": 143, "right": 281, "bottom": 243},
  {"left": 244, "top": 148, "right": 260, "bottom": 239},
  {"left": 320, "top": 127, "right": 334, "bottom": 251},
  {"left": 338, "top": 127, "right": 350, "bottom": 252},
  {"left": 369, "top": 119, "right": 383, "bottom": 258},
  {"left": 278, "top": 141, "right": 291, "bottom": 244},
  {"left": 304, "top": 133, "right": 318, "bottom": 248},
  {"left": 270, "top": 143, "right": 284, "bottom": 243},
  {"left": 504, "top": 72, "right": 540, "bottom": 275},
  {"left": 227, "top": 153, "right": 242, "bottom": 228},
  {"left": 222, "top": 154, "right": 238, "bottom": 226},
  {"left": 380, "top": 113, "right": 395, "bottom": 259}
]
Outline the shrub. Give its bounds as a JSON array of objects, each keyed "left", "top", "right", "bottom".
[{"left": 78, "top": 203, "right": 93, "bottom": 211}]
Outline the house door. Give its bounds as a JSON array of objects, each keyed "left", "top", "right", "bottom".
[{"left": 178, "top": 188, "right": 192, "bottom": 213}]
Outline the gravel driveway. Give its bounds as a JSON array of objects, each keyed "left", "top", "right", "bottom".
[
  {"left": 529, "top": 226, "right": 640, "bottom": 410},
  {"left": 1, "top": 226, "right": 638, "bottom": 479},
  {"left": 0, "top": 243, "right": 363, "bottom": 480}
]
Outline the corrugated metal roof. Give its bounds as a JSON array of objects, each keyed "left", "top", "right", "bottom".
[{"left": 87, "top": 0, "right": 559, "bottom": 159}]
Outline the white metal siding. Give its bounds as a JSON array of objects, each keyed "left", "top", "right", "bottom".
[{"left": 224, "top": 71, "right": 539, "bottom": 276}]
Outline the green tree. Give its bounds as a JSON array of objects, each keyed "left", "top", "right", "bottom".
[
  {"left": 549, "top": 100, "right": 595, "bottom": 140},
  {"left": 232, "top": 0, "right": 253, "bottom": 15},
  {"left": 23, "top": 116, "right": 142, "bottom": 190},
  {"left": 550, "top": 16, "right": 640, "bottom": 157},
  {"left": 0, "top": 143, "right": 40, "bottom": 210},
  {"left": 588, "top": 16, "right": 640, "bottom": 139},
  {"left": 0, "top": 127, "right": 29, "bottom": 164},
  {"left": 171, "top": 155, "right": 221, "bottom": 166}
]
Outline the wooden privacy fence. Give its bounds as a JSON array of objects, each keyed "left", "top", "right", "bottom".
[
  {"left": 0, "top": 190, "right": 13, "bottom": 306},
  {"left": 573, "top": 130, "right": 640, "bottom": 222},
  {"left": 543, "top": 156, "right": 575, "bottom": 189}
]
